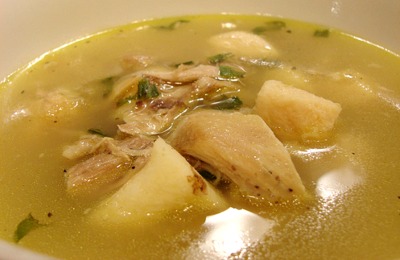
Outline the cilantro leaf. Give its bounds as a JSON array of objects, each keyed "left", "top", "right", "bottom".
[
  {"left": 117, "top": 95, "right": 136, "bottom": 107},
  {"left": 208, "top": 53, "right": 233, "bottom": 64},
  {"left": 100, "top": 77, "right": 114, "bottom": 97},
  {"left": 88, "top": 128, "right": 107, "bottom": 137},
  {"left": 155, "top": 20, "right": 190, "bottom": 30},
  {"left": 219, "top": 66, "right": 245, "bottom": 80},
  {"left": 173, "top": 61, "right": 195, "bottom": 67},
  {"left": 253, "top": 20, "right": 286, "bottom": 34},
  {"left": 137, "top": 78, "right": 160, "bottom": 100},
  {"left": 210, "top": 96, "right": 243, "bottom": 110},
  {"left": 314, "top": 29, "right": 330, "bottom": 37},
  {"left": 14, "top": 214, "right": 45, "bottom": 243}
]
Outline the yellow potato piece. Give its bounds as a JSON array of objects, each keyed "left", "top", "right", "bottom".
[
  {"left": 89, "top": 137, "right": 228, "bottom": 226},
  {"left": 254, "top": 80, "right": 342, "bottom": 141}
]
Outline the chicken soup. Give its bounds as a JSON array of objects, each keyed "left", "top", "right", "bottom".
[{"left": 0, "top": 14, "right": 400, "bottom": 259}]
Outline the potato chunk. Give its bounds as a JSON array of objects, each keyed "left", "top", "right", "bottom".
[
  {"left": 168, "top": 110, "right": 306, "bottom": 201},
  {"left": 208, "top": 31, "right": 277, "bottom": 58},
  {"left": 254, "top": 80, "right": 342, "bottom": 141},
  {"left": 89, "top": 137, "right": 227, "bottom": 226}
]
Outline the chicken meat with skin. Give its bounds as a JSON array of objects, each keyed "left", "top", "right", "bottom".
[
  {"left": 63, "top": 134, "right": 154, "bottom": 199},
  {"left": 168, "top": 109, "right": 306, "bottom": 201}
]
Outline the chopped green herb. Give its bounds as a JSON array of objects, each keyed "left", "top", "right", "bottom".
[
  {"left": 211, "top": 96, "right": 243, "bottom": 110},
  {"left": 174, "top": 60, "right": 195, "bottom": 67},
  {"left": 155, "top": 19, "right": 190, "bottom": 30},
  {"left": 100, "top": 77, "right": 114, "bottom": 97},
  {"left": 117, "top": 95, "right": 136, "bottom": 107},
  {"left": 252, "top": 27, "right": 265, "bottom": 35},
  {"left": 88, "top": 128, "right": 107, "bottom": 137},
  {"left": 253, "top": 20, "right": 286, "bottom": 34},
  {"left": 266, "top": 20, "right": 286, "bottom": 29},
  {"left": 314, "top": 29, "right": 330, "bottom": 37},
  {"left": 14, "top": 214, "right": 45, "bottom": 243},
  {"left": 198, "top": 170, "right": 217, "bottom": 182},
  {"left": 137, "top": 78, "right": 160, "bottom": 100},
  {"left": 219, "top": 66, "right": 245, "bottom": 80},
  {"left": 208, "top": 53, "right": 233, "bottom": 64}
]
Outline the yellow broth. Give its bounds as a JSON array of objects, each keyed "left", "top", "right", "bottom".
[{"left": 0, "top": 15, "right": 400, "bottom": 259}]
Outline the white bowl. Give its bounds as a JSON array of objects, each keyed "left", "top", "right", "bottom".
[{"left": 0, "top": 0, "right": 399, "bottom": 258}]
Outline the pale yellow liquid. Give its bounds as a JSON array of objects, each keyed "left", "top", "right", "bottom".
[{"left": 0, "top": 15, "right": 399, "bottom": 259}]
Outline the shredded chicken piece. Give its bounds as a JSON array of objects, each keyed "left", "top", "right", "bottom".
[
  {"left": 118, "top": 105, "right": 187, "bottom": 136},
  {"left": 18, "top": 88, "right": 87, "bottom": 121},
  {"left": 37, "top": 88, "right": 86, "bottom": 116},
  {"left": 108, "top": 75, "right": 140, "bottom": 102},
  {"left": 63, "top": 135, "right": 153, "bottom": 160},
  {"left": 168, "top": 109, "right": 306, "bottom": 201},
  {"left": 110, "top": 64, "right": 241, "bottom": 136},
  {"left": 66, "top": 153, "right": 134, "bottom": 198},
  {"left": 192, "top": 76, "right": 238, "bottom": 97},
  {"left": 110, "top": 64, "right": 222, "bottom": 105},
  {"left": 63, "top": 135, "right": 154, "bottom": 199},
  {"left": 63, "top": 134, "right": 104, "bottom": 160},
  {"left": 142, "top": 64, "right": 219, "bottom": 83},
  {"left": 118, "top": 86, "right": 192, "bottom": 135},
  {"left": 120, "top": 55, "right": 154, "bottom": 71}
]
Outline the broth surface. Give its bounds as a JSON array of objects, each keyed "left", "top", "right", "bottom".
[{"left": 1, "top": 15, "right": 400, "bottom": 259}]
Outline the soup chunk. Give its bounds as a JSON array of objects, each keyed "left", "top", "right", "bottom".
[
  {"left": 254, "top": 80, "right": 342, "bottom": 141},
  {"left": 168, "top": 109, "right": 306, "bottom": 200},
  {"left": 89, "top": 137, "right": 228, "bottom": 226}
]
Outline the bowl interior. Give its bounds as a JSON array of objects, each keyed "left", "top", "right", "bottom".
[{"left": 0, "top": 0, "right": 399, "bottom": 258}]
